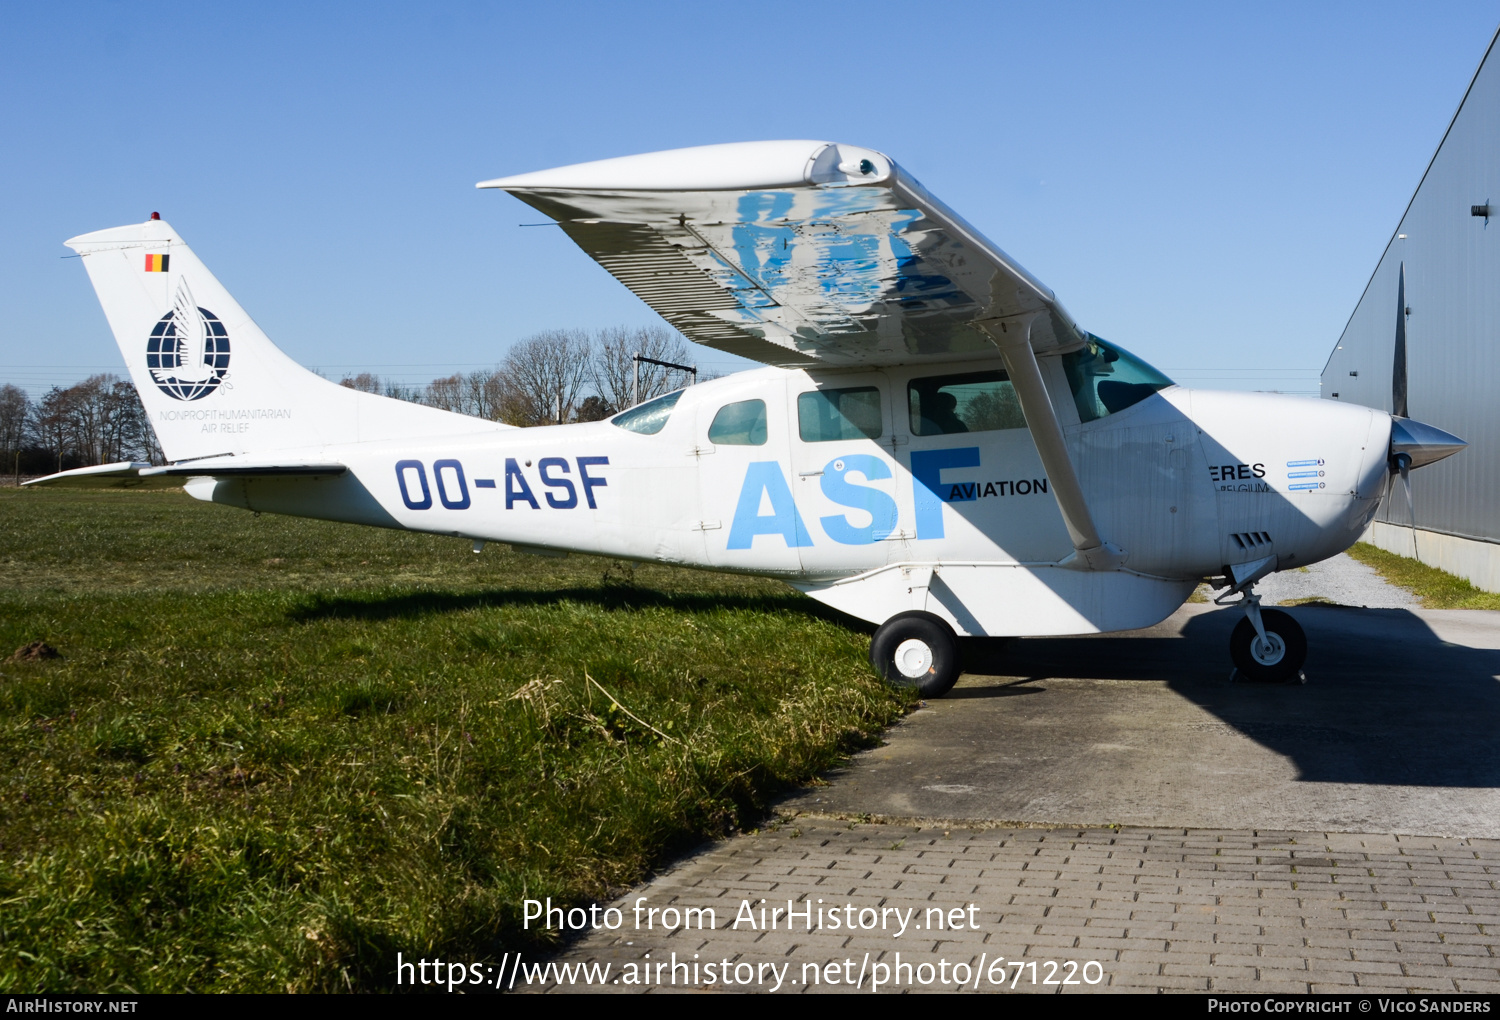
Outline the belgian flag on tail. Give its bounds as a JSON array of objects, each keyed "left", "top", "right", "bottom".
[{"left": 144, "top": 253, "right": 169, "bottom": 272}]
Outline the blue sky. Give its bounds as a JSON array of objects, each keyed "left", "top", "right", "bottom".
[{"left": 3, "top": 1, "right": 1497, "bottom": 397}]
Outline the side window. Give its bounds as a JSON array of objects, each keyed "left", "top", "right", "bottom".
[
  {"left": 908, "top": 370, "right": 1026, "bottom": 435},
  {"left": 707, "top": 399, "right": 767, "bottom": 446},
  {"left": 610, "top": 390, "right": 683, "bottom": 435},
  {"left": 797, "top": 387, "right": 882, "bottom": 442}
]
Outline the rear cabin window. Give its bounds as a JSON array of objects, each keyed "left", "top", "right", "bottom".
[
  {"left": 707, "top": 399, "right": 767, "bottom": 446},
  {"left": 908, "top": 370, "right": 1026, "bottom": 435},
  {"left": 797, "top": 387, "right": 883, "bottom": 442},
  {"left": 1061, "top": 335, "right": 1173, "bottom": 424},
  {"left": 610, "top": 390, "right": 683, "bottom": 435}
]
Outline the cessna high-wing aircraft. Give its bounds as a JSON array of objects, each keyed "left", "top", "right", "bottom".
[{"left": 32, "top": 141, "right": 1466, "bottom": 695}]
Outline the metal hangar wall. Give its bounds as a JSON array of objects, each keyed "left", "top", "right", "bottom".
[{"left": 1323, "top": 26, "right": 1500, "bottom": 590}]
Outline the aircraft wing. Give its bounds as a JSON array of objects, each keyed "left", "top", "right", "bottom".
[
  {"left": 478, "top": 141, "right": 1086, "bottom": 368},
  {"left": 25, "top": 459, "right": 346, "bottom": 489}
]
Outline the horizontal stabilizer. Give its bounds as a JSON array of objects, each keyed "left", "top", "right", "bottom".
[
  {"left": 22, "top": 462, "right": 178, "bottom": 490},
  {"left": 140, "top": 460, "right": 346, "bottom": 478},
  {"left": 25, "top": 459, "right": 347, "bottom": 489}
]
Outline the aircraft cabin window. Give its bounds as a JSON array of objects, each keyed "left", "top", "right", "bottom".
[
  {"left": 797, "top": 387, "right": 883, "bottom": 442},
  {"left": 610, "top": 389, "right": 683, "bottom": 435},
  {"left": 908, "top": 370, "right": 1026, "bottom": 436},
  {"left": 1061, "top": 335, "right": 1173, "bottom": 424},
  {"left": 707, "top": 399, "right": 767, "bottom": 446}
]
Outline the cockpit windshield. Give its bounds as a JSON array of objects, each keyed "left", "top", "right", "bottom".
[
  {"left": 610, "top": 389, "right": 683, "bottom": 435},
  {"left": 1060, "top": 335, "right": 1174, "bottom": 423}
]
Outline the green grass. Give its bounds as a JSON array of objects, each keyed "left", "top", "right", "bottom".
[
  {"left": 0, "top": 488, "right": 912, "bottom": 992},
  {"left": 1345, "top": 541, "right": 1500, "bottom": 609}
]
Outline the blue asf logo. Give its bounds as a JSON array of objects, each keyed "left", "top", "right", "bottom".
[
  {"left": 727, "top": 454, "right": 900, "bottom": 549},
  {"left": 727, "top": 447, "right": 1049, "bottom": 548},
  {"left": 818, "top": 455, "right": 897, "bottom": 545},
  {"left": 909, "top": 447, "right": 980, "bottom": 540}
]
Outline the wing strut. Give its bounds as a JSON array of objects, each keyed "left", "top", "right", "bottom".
[{"left": 985, "top": 315, "right": 1123, "bottom": 571}]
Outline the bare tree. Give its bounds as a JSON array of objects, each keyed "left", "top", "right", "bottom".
[
  {"left": 340, "top": 372, "right": 382, "bottom": 393},
  {"left": 383, "top": 380, "right": 422, "bottom": 402},
  {"left": 593, "top": 325, "right": 696, "bottom": 409},
  {"left": 33, "top": 386, "right": 78, "bottom": 473},
  {"left": 341, "top": 373, "right": 435, "bottom": 407},
  {"left": 104, "top": 379, "right": 159, "bottom": 464},
  {"left": 462, "top": 369, "right": 508, "bottom": 421},
  {"left": 502, "top": 329, "right": 592, "bottom": 426},
  {"left": 422, "top": 373, "right": 466, "bottom": 414},
  {"left": 0, "top": 385, "right": 30, "bottom": 476},
  {"left": 70, "top": 376, "right": 113, "bottom": 465}
]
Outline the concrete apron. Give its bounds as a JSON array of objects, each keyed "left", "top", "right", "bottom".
[
  {"left": 523, "top": 604, "right": 1500, "bottom": 993},
  {"left": 785, "top": 604, "right": 1500, "bottom": 839}
]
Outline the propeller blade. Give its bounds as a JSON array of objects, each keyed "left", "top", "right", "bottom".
[
  {"left": 1393, "top": 261, "right": 1408, "bottom": 418},
  {"left": 1399, "top": 455, "right": 1413, "bottom": 524}
]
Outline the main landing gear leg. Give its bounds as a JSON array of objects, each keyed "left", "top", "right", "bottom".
[{"left": 1221, "top": 587, "right": 1307, "bottom": 683}]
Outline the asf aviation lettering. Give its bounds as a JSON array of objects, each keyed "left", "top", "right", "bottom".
[
  {"left": 396, "top": 447, "right": 1048, "bottom": 548},
  {"left": 726, "top": 448, "right": 1047, "bottom": 548}
]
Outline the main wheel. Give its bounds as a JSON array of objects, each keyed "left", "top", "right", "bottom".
[
  {"left": 869, "top": 612, "right": 961, "bottom": 698},
  {"left": 1229, "top": 609, "right": 1307, "bottom": 683}
]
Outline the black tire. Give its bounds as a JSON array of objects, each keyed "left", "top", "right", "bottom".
[
  {"left": 869, "top": 611, "right": 961, "bottom": 698},
  {"left": 1229, "top": 609, "right": 1307, "bottom": 683}
]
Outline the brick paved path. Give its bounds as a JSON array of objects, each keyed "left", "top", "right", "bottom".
[{"left": 530, "top": 818, "right": 1500, "bottom": 994}]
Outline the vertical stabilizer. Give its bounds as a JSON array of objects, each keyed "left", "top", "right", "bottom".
[{"left": 65, "top": 219, "right": 508, "bottom": 462}]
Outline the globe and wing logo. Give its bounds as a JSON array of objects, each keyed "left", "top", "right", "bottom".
[{"left": 145, "top": 280, "right": 231, "bottom": 401}]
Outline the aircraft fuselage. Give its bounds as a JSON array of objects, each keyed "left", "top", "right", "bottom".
[{"left": 193, "top": 360, "right": 1390, "bottom": 638}]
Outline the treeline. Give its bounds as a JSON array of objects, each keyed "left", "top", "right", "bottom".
[
  {"left": 2, "top": 325, "right": 699, "bottom": 478},
  {"left": 1, "top": 376, "right": 160, "bottom": 477},
  {"left": 345, "top": 325, "right": 699, "bottom": 426}
]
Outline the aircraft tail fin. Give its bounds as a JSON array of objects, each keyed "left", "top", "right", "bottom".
[{"left": 65, "top": 218, "right": 508, "bottom": 463}]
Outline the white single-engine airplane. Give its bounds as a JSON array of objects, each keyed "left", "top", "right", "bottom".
[{"left": 33, "top": 141, "right": 1466, "bottom": 695}]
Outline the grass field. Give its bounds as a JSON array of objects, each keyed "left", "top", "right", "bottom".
[
  {"left": 1346, "top": 541, "right": 1500, "bottom": 609},
  {"left": 0, "top": 488, "right": 912, "bottom": 992}
]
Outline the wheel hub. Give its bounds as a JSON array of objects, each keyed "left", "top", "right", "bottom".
[
  {"left": 893, "top": 638, "right": 934, "bottom": 678},
  {"left": 1250, "top": 633, "right": 1286, "bottom": 666}
]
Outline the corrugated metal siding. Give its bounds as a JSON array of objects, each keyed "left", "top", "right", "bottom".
[{"left": 1322, "top": 28, "right": 1500, "bottom": 542}]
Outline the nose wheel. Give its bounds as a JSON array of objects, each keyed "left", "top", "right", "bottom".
[
  {"left": 1226, "top": 592, "right": 1307, "bottom": 683},
  {"left": 869, "top": 611, "right": 961, "bottom": 698}
]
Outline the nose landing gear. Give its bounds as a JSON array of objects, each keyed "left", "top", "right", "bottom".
[{"left": 1223, "top": 589, "right": 1307, "bottom": 683}]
